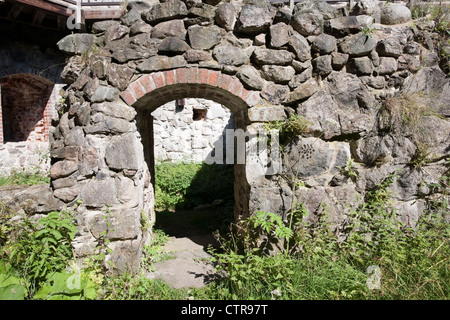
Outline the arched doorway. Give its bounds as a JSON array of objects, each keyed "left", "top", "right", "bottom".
[
  {"left": 150, "top": 97, "right": 235, "bottom": 249},
  {"left": 50, "top": 66, "right": 268, "bottom": 274},
  {"left": 124, "top": 68, "right": 253, "bottom": 225}
]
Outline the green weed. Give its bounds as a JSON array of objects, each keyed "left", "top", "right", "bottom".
[
  {"left": 154, "top": 162, "right": 233, "bottom": 211},
  {"left": 339, "top": 158, "right": 359, "bottom": 181},
  {"left": 0, "top": 169, "right": 50, "bottom": 187},
  {"left": 265, "top": 114, "right": 312, "bottom": 146},
  {"left": 6, "top": 211, "right": 77, "bottom": 293},
  {"left": 361, "top": 26, "right": 375, "bottom": 37},
  {"left": 210, "top": 171, "right": 449, "bottom": 300},
  {"left": 141, "top": 229, "right": 174, "bottom": 272},
  {"left": 1, "top": 165, "right": 447, "bottom": 300}
]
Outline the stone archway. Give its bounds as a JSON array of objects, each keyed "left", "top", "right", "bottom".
[
  {"left": 121, "top": 68, "right": 258, "bottom": 126},
  {"left": 122, "top": 67, "right": 254, "bottom": 221},
  {"left": 52, "top": 0, "right": 447, "bottom": 274},
  {"left": 49, "top": 0, "right": 346, "bottom": 273},
  {"left": 53, "top": 66, "right": 263, "bottom": 273}
]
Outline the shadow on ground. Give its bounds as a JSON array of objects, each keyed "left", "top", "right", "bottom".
[
  {"left": 147, "top": 207, "right": 233, "bottom": 289},
  {"left": 148, "top": 162, "right": 235, "bottom": 288},
  {"left": 154, "top": 205, "right": 234, "bottom": 251}
]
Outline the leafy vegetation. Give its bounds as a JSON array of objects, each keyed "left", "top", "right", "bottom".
[
  {"left": 0, "top": 202, "right": 184, "bottom": 300},
  {"left": 0, "top": 261, "right": 27, "bottom": 300},
  {"left": 9, "top": 212, "right": 75, "bottom": 280},
  {"left": 154, "top": 161, "right": 234, "bottom": 211},
  {"left": 140, "top": 229, "right": 174, "bottom": 272},
  {"left": 361, "top": 26, "right": 375, "bottom": 37},
  {"left": 381, "top": 94, "right": 444, "bottom": 168},
  {"left": 0, "top": 162, "right": 448, "bottom": 300},
  {"left": 339, "top": 158, "right": 359, "bottom": 181},
  {"left": 209, "top": 172, "right": 449, "bottom": 300},
  {"left": 411, "top": 0, "right": 449, "bottom": 33},
  {"left": 264, "top": 114, "right": 312, "bottom": 145},
  {"left": 410, "top": 0, "right": 449, "bottom": 74},
  {"left": 0, "top": 208, "right": 77, "bottom": 299},
  {"left": 0, "top": 169, "right": 50, "bottom": 187},
  {"left": 33, "top": 271, "right": 98, "bottom": 300}
]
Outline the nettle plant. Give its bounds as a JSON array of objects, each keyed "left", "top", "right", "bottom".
[
  {"left": 0, "top": 210, "right": 78, "bottom": 299},
  {"left": 211, "top": 166, "right": 449, "bottom": 299},
  {"left": 0, "top": 205, "right": 107, "bottom": 300},
  {"left": 8, "top": 211, "right": 77, "bottom": 285}
]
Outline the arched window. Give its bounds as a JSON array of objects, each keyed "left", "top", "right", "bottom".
[{"left": 0, "top": 74, "right": 54, "bottom": 143}]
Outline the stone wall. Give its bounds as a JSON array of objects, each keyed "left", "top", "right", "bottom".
[
  {"left": 0, "top": 78, "right": 64, "bottom": 175},
  {"left": 0, "top": 39, "right": 64, "bottom": 172},
  {"left": 152, "top": 98, "right": 234, "bottom": 162},
  {"left": 0, "top": 40, "right": 63, "bottom": 83},
  {"left": 50, "top": 0, "right": 449, "bottom": 274},
  {"left": 0, "top": 142, "right": 50, "bottom": 175}
]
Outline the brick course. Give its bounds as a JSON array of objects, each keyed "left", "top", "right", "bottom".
[
  {"left": 0, "top": 76, "right": 62, "bottom": 144},
  {"left": 121, "top": 68, "right": 253, "bottom": 112}
]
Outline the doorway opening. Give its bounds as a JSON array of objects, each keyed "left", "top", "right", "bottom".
[
  {"left": 149, "top": 98, "right": 236, "bottom": 249},
  {"left": 128, "top": 69, "right": 252, "bottom": 261}
]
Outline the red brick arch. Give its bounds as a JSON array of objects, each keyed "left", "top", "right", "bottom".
[
  {"left": 0, "top": 73, "right": 58, "bottom": 144},
  {"left": 120, "top": 67, "right": 256, "bottom": 224},
  {"left": 120, "top": 67, "right": 262, "bottom": 122}
]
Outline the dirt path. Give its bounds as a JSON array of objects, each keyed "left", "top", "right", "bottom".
[
  {"left": 144, "top": 208, "right": 231, "bottom": 289},
  {"left": 145, "top": 235, "right": 219, "bottom": 289}
]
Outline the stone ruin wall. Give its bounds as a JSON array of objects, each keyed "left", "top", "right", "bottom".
[
  {"left": 152, "top": 98, "right": 234, "bottom": 162},
  {"left": 0, "top": 40, "right": 65, "bottom": 175},
  {"left": 1, "top": 0, "right": 447, "bottom": 274},
  {"left": 0, "top": 142, "right": 50, "bottom": 176}
]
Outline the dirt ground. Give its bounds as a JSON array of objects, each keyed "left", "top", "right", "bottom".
[{"left": 144, "top": 208, "right": 232, "bottom": 289}]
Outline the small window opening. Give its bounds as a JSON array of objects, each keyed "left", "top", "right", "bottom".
[{"left": 193, "top": 108, "right": 207, "bottom": 121}]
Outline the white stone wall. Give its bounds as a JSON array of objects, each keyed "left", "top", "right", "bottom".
[
  {"left": 0, "top": 141, "right": 50, "bottom": 175},
  {"left": 152, "top": 98, "right": 234, "bottom": 163}
]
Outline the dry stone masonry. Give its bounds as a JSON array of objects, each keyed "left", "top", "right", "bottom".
[
  {"left": 0, "top": 142, "right": 50, "bottom": 175},
  {"left": 152, "top": 98, "right": 234, "bottom": 162},
  {"left": 50, "top": 0, "right": 449, "bottom": 273}
]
